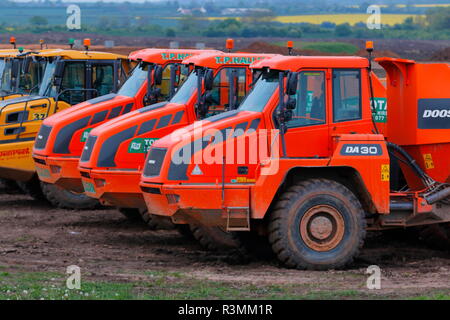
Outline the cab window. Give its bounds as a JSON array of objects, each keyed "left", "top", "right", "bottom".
[
  {"left": 160, "top": 63, "right": 191, "bottom": 99},
  {"left": 92, "top": 64, "right": 114, "bottom": 97},
  {"left": 286, "top": 71, "right": 326, "bottom": 128},
  {"left": 332, "top": 69, "right": 361, "bottom": 122},
  {"left": 210, "top": 67, "right": 247, "bottom": 112},
  {"left": 18, "top": 60, "right": 43, "bottom": 94},
  {"left": 59, "top": 62, "right": 86, "bottom": 104}
]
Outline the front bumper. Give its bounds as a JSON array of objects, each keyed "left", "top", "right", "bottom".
[
  {"left": 79, "top": 168, "right": 145, "bottom": 209},
  {"left": 140, "top": 182, "right": 251, "bottom": 227},
  {"left": 33, "top": 155, "right": 83, "bottom": 192}
]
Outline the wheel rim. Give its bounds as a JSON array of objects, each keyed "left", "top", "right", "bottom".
[{"left": 300, "top": 205, "right": 345, "bottom": 252}]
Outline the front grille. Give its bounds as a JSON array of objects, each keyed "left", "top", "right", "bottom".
[
  {"left": 80, "top": 135, "right": 98, "bottom": 162},
  {"left": 80, "top": 171, "right": 91, "bottom": 178},
  {"left": 34, "top": 125, "right": 52, "bottom": 150},
  {"left": 143, "top": 147, "right": 167, "bottom": 177},
  {"left": 141, "top": 186, "right": 161, "bottom": 194},
  {"left": 33, "top": 157, "right": 46, "bottom": 165}
]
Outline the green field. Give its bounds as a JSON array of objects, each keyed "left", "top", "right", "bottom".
[{"left": 1, "top": 269, "right": 449, "bottom": 300}]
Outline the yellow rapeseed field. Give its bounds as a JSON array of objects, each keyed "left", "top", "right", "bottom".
[
  {"left": 274, "top": 14, "right": 423, "bottom": 25},
  {"left": 202, "top": 14, "right": 425, "bottom": 26}
]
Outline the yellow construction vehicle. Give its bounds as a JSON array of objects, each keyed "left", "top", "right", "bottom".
[{"left": 0, "top": 43, "right": 130, "bottom": 199}]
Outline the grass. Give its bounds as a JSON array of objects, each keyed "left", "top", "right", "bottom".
[
  {"left": 1, "top": 269, "right": 449, "bottom": 300},
  {"left": 411, "top": 293, "right": 450, "bottom": 300},
  {"left": 273, "top": 41, "right": 359, "bottom": 54}
]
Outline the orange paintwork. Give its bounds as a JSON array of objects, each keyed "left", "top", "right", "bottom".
[
  {"left": 78, "top": 53, "right": 279, "bottom": 210},
  {"left": 32, "top": 49, "right": 215, "bottom": 192},
  {"left": 377, "top": 57, "right": 450, "bottom": 188},
  {"left": 140, "top": 55, "right": 391, "bottom": 225},
  {"left": 140, "top": 56, "right": 449, "bottom": 227}
]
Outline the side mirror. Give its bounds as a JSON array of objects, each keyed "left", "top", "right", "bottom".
[
  {"left": 285, "top": 72, "right": 298, "bottom": 96},
  {"left": 153, "top": 65, "right": 163, "bottom": 86},
  {"left": 204, "top": 69, "right": 214, "bottom": 91},
  {"left": 286, "top": 97, "right": 297, "bottom": 110}
]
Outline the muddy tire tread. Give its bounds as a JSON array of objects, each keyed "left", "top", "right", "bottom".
[{"left": 268, "top": 178, "right": 366, "bottom": 270}]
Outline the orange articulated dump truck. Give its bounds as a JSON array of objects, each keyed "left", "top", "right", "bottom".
[
  {"left": 139, "top": 47, "right": 450, "bottom": 270},
  {"left": 32, "top": 49, "right": 211, "bottom": 209},
  {"left": 77, "top": 52, "right": 279, "bottom": 240}
]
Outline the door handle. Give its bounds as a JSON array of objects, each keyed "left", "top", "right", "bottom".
[{"left": 29, "top": 104, "right": 47, "bottom": 109}]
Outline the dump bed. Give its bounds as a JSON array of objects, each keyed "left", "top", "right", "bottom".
[{"left": 377, "top": 58, "right": 450, "bottom": 187}]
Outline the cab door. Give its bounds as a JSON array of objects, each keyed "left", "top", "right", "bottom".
[
  {"left": 281, "top": 70, "right": 330, "bottom": 158},
  {"left": 330, "top": 69, "right": 368, "bottom": 138}
]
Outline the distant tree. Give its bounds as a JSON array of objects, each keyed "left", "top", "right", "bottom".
[
  {"left": 29, "top": 16, "right": 48, "bottom": 26},
  {"left": 178, "top": 15, "right": 201, "bottom": 32},
  {"left": 217, "top": 18, "right": 242, "bottom": 30},
  {"left": 335, "top": 23, "right": 352, "bottom": 37},
  {"left": 166, "top": 28, "right": 176, "bottom": 37},
  {"left": 426, "top": 8, "right": 450, "bottom": 30},
  {"left": 321, "top": 21, "right": 336, "bottom": 29}
]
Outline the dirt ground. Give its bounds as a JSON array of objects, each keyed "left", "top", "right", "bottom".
[{"left": 0, "top": 190, "right": 449, "bottom": 299}]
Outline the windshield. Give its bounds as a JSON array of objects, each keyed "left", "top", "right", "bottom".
[
  {"left": 168, "top": 70, "right": 198, "bottom": 105},
  {"left": 38, "top": 60, "right": 57, "bottom": 97},
  {"left": 117, "top": 63, "right": 147, "bottom": 97},
  {"left": 238, "top": 70, "right": 279, "bottom": 112},
  {"left": 0, "top": 59, "right": 13, "bottom": 93},
  {"left": 0, "top": 59, "right": 5, "bottom": 84},
  {"left": 18, "top": 59, "right": 43, "bottom": 94}
]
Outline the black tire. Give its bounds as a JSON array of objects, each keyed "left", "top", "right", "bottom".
[
  {"left": 176, "top": 224, "right": 195, "bottom": 240},
  {"left": 419, "top": 223, "right": 450, "bottom": 251},
  {"left": 190, "top": 224, "right": 241, "bottom": 251},
  {"left": 0, "top": 178, "right": 23, "bottom": 194},
  {"left": 140, "top": 210, "right": 176, "bottom": 230},
  {"left": 40, "top": 182, "right": 99, "bottom": 209},
  {"left": 268, "top": 179, "right": 366, "bottom": 270},
  {"left": 233, "top": 231, "right": 274, "bottom": 259},
  {"left": 16, "top": 177, "right": 47, "bottom": 201},
  {"left": 118, "top": 208, "right": 144, "bottom": 222}
]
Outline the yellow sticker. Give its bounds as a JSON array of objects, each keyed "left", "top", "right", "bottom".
[
  {"left": 423, "top": 153, "right": 434, "bottom": 169},
  {"left": 381, "top": 164, "right": 390, "bottom": 182},
  {"left": 235, "top": 177, "right": 256, "bottom": 183}
]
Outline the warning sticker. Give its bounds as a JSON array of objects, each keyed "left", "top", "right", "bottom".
[
  {"left": 423, "top": 153, "right": 434, "bottom": 169},
  {"left": 381, "top": 164, "right": 390, "bottom": 182}
]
